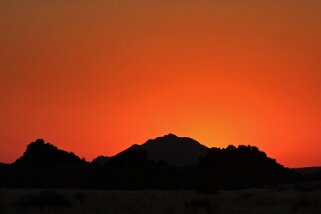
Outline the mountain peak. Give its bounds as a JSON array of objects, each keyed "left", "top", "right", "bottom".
[
  {"left": 33, "top": 139, "right": 45, "bottom": 145},
  {"left": 119, "top": 134, "right": 208, "bottom": 166},
  {"left": 145, "top": 133, "right": 178, "bottom": 143},
  {"left": 163, "top": 133, "right": 178, "bottom": 138},
  {"left": 15, "top": 139, "right": 85, "bottom": 165}
]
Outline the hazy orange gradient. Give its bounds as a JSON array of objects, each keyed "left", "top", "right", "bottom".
[{"left": 0, "top": 1, "right": 320, "bottom": 167}]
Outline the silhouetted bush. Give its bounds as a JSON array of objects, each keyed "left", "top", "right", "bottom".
[
  {"left": 73, "top": 191, "right": 87, "bottom": 202},
  {"left": 276, "top": 185, "right": 285, "bottom": 191},
  {"left": 312, "top": 183, "right": 321, "bottom": 190},
  {"left": 197, "top": 185, "right": 220, "bottom": 195},
  {"left": 185, "top": 197, "right": 217, "bottom": 214},
  {"left": 15, "top": 190, "right": 71, "bottom": 212},
  {"left": 292, "top": 193, "right": 320, "bottom": 213},
  {"left": 294, "top": 183, "right": 313, "bottom": 193},
  {"left": 0, "top": 191, "right": 5, "bottom": 214}
]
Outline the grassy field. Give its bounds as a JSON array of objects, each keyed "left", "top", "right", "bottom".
[{"left": 0, "top": 185, "right": 320, "bottom": 214}]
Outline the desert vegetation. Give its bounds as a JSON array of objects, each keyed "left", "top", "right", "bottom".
[{"left": 0, "top": 183, "right": 320, "bottom": 214}]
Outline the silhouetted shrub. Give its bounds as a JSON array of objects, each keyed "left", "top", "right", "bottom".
[
  {"left": 15, "top": 190, "right": 71, "bottom": 212},
  {"left": 294, "top": 183, "right": 313, "bottom": 193},
  {"left": 235, "top": 191, "right": 254, "bottom": 204},
  {"left": 292, "top": 194, "right": 320, "bottom": 213},
  {"left": 73, "top": 192, "right": 87, "bottom": 202},
  {"left": 185, "top": 197, "right": 217, "bottom": 214},
  {"left": 0, "top": 191, "right": 5, "bottom": 214},
  {"left": 312, "top": 183, "right": 321, "bottom": 190},
  {"left": 276, "top": 185, "right": 285, "bottom": 191},
  {"left": 197, "top": 186, "right": 220, "bottom": 195}
]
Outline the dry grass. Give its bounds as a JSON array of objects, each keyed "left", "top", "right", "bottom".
[{"left": 0, "top": 186, "right": 320, "bottom": 214}]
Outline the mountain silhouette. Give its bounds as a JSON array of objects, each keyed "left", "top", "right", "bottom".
[
  {"left": 14, "top": 139, "right": 86, "bottom": 165},
  {"left": 194, "top": 145, "right": 297, "bottom": 189},
  {"left": 92, "top": 156, "right": 110, "bottom": 165},
  {"left": 117, "top": 134, "right": 208, "bottom": 166},
  {"left": 0, "top": 135, "right": 302, "bottom": 189},
  {"left": 294, "top": 167, "right": 321, "bottom": 176},
  {"left": 3, "top": 139, "right": 89, "bottom": 188}
]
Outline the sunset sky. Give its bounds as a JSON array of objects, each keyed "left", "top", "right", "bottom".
[{"left": 0, "top": 0, "right": 320, "bottom": 167}]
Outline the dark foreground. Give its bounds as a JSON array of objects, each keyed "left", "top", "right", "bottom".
[{"left": 1, "top": 183, "right": 321, "bottom": 214}]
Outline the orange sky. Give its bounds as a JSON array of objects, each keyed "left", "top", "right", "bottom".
[{"left": 0, "top": 1, "right": 320, "bottom": 167}]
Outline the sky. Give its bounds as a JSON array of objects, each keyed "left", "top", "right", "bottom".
[{"left": 0, "top": 0, "right": 320, "bottom": 167}]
